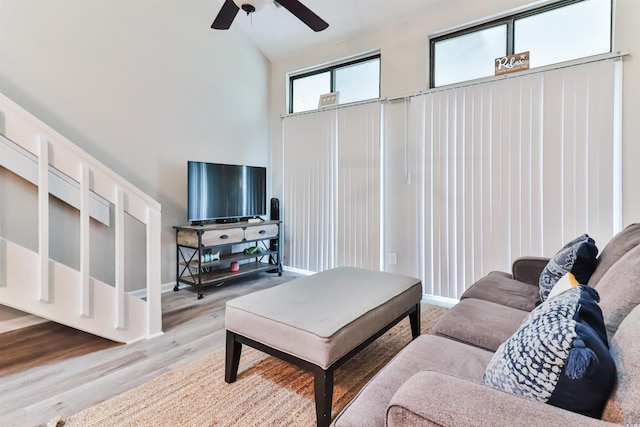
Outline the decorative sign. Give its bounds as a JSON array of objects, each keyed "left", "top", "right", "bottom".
[
  {"left": 318, "top": 92, "right": 340, "bottom": 108},
  {"left": 495, "top": 51, "right": 530, "bottom": 76}
]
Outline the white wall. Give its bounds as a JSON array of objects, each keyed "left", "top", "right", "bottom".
[
  {"left": 270, "top": 0, "right": 640, "bottom": 277},
  {"left": 0, "top": 0, "right": 271, "bottom": 321}
]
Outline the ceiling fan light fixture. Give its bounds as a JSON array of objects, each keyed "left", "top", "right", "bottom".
[{"left": 232, "top": 0, "right": 271, "bottom": 13}]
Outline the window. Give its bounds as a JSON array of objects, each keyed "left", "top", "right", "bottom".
[
  {"left": 433, "top": 25, "right": 507, "bottom": 88},
  {"left": 291, "top": 72, "right": 330, "bottom": 114},
  {"left": 514, "top": 0, "right": 612, "bottom": 68},
  {"left": 289, "top": 55, "right": 380, "bottom": 114},
  {"left": 430, "top": 0, "right": 612, "bottom": 88}
]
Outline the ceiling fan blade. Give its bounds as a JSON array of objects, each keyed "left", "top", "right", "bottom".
[
  {"left": 276, "top": 0, "right": 329, "bottom": 32},
  {"left": 211, "top": 0, "right": 240, "bottom": 29}
]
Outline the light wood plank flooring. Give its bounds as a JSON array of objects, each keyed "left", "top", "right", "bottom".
[{"left": 0, "top": 271, "right": 301, "bottom": 427}]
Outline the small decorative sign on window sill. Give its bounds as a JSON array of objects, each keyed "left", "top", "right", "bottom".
[
  {"left": 318, "top": 92, "right": 340, "bottom": 108},
  {"left": 495, "top": 51, "right": 530, "bottom": 76}
]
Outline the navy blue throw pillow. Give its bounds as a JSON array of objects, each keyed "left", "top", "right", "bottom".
[
  {"left": 539, "top": 234, "right": 598, "bottom": 302},
  {"left": 483, "top": 286, "right": 615, "bottom": 418},
  {"left": 545, "top": 285, "right": 608, "bottom": 346},
  {"left": 547, "top": 322, "right": 615, "bottom": 417}
]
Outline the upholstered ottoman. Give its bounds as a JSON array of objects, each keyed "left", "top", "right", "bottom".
[{"left": 224, "top": 266, "right": 423, "bottom": 427}]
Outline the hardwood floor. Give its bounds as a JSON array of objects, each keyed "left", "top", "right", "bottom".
[
  {"left": 0, "top": 271, "right": 301, "bottom": 427},
  {"left": 0, "top": 322, "right": 121, "bottom": 377}
]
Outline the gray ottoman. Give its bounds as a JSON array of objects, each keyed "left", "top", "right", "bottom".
[{"left": 225, "top": 266, "right": 423, "bottom": 427}]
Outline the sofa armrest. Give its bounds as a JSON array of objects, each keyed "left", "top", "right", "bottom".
[
  {"left": 512, "top": 256, "right": 550, "bottom": 286},
  {"left": 386, "top": 371, "right": 614, "bottom": 427}
]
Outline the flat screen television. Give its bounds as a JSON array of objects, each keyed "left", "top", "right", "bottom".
[{"left": 187, "top": 161, "right": 267, "bottom": 224}]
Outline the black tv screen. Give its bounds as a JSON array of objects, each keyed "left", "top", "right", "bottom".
[{"left": 187, "top": 161, "right": 266, "bottom": 223}]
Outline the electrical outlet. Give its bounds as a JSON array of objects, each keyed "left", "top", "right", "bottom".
[{"left": 388, "top": 253, "right": 397, "bottom": 265}]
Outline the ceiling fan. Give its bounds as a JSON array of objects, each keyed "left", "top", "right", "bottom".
[{"left": 211, "top": 0, "right": 329, "bottom": 32}]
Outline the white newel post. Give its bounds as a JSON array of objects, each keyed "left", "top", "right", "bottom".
[{"left": 146, "top": 207, "right": 162, "bottom": 338}]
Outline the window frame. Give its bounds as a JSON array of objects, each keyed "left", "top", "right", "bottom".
[
  {"left": 288, "top": 54, "right": 381, "bottom": 114},
  {"left": 429, "top": 0, "right": 612, "bottom": 88}
]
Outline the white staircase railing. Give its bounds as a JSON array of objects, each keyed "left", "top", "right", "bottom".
[{"left": 0, "top": 92, "right": 162, "bottom": 343}]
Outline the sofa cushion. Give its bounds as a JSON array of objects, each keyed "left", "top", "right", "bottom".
[
  {"left": 331, "top": 334, "right": 493, "bottom": 427},
  {"left": 539, "top": 234, "right": 598, "bottom": 302},
  {"left": 430, "top": 298, "right": 529, "bottom": 352},
  {"left": 601, "top": 305, "right": 640, "bottom": 424},
  {"left": 595, "top": 243, "right": 640, "bottom": 340},
  {"left": 460, "top": 271, "right": 539, "bottom": 311},
  {"left": 482, "top": 286, "right": 615, "bottom": 418},
  {"left": 387, "top": 371, "right": 609, "bottom": 427},
  {"left": 589, "top": 223, "right": 640, "bottom": 287}
]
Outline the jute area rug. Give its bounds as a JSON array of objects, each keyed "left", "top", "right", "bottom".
[{"left": 59, "top": 304, "right": 447, "bottom": 427}]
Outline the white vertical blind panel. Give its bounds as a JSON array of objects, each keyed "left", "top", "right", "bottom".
[
  {"left": 283, "top": 110, "right": 336, "bottom": 272},
  {"left": 418, "top": 96, "right": 432, "bottom": 293},
  {"left": 408, "top": 97, "right": 427, "bottom": 285},
  {"left": 417, "top": 59, "right": 618, "bottom": 299},
  {"left": 575, "top": 60, "right": 616, "bottom": 242},
  {"left": 336, "top": 103, "right": 381, "bottom": 270},
  {"left": 540, "top": 60, "right": 617, "bottom": 252}
]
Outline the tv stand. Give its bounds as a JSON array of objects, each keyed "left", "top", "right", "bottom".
[{"left": 174, "top": 220, "right": 282, "bottom": 299}]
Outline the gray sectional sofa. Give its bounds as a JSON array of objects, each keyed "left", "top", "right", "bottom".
[{"left": 332, "top": 223, "right": 640, "bottom": 426}]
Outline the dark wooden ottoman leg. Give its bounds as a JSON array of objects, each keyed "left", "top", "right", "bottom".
[
  {"left": 313, "top": 367, "right": 334, "bottom": 427},
  {"left": 225, "top": 330, "right": 242, "bottom": 383},
  {"left": 409, "top": 303, "right": 421, "bottom": 339}
]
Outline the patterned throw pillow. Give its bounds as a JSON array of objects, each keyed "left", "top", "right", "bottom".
[
  {"left": 482, "top": 286, "right": 615, "bottom": 418},
  {"left": 539, "top": 234, "right": 598, "bottom": 302}
]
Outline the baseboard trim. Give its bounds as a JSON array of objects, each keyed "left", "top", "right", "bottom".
[
  {"left": 129, "top": 282, "right": 176, "bottom": 299},
  {"left": 421, "top": 294, "right": 458, "bottom": 308},
  {"left": 160, "top": 282, "right": 177, "bottom": 294},
  {"left": 282, "top": 266, "right": 314, "bottom": 276}
]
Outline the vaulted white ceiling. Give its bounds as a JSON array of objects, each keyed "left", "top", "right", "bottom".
[{"left": 212, "top": 0, "right": 445, "bottom": 62}]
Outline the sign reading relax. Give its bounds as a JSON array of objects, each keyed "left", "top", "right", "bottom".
[{"left": 495, "top": 51, "right": 530, "bottom": 76}]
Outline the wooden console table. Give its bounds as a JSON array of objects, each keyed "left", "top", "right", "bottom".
[{"left": 174, "top": 220, "right": 282, "bottom": 299}]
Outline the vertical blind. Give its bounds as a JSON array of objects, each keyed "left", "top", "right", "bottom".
[
  {"left": 282, "top": 103, "right": 381, "bottom": 272},
  {"left": 414, "top": 58, "right": 620, "bottom": 298},
  {"left": 336, "top": 104, "right": 381, "bottom": 269},
  {"left": 282, "top": 110, "right": 336, "bottom": 272},
  {"left": 281, "top": 57, "right": 621, "bottom": 300}
]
